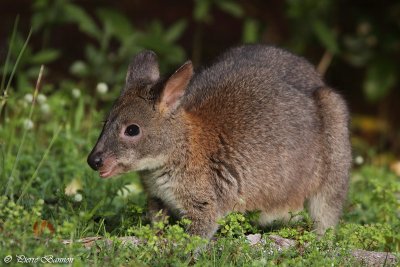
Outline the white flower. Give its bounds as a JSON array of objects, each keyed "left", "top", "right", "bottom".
[
  {"left": 70, "top": 61, "right": 88, "bottom": 76},
  {"left": 355, "top": 155, "right": 364, "bottom": 165},
  {"left": 23, "top": 119, "right": 34, "bottom": 130},
  {"left": 74, "top": 193, "right": 83, "bottom": 202},
  {"left": 24, "top": 93, "right": 33, "bottom": 103},
  {"left": 96, "top": 82, "right": 108, "bottom": 94},
  {"left": 72, "top": 88, "right": 81, "bottom": 98},
  {"left": 37, "top": 94, "right": 47, "bottom": 104},
  {"left": 40, "top": 103, "right": 50, "bottom": 114},
  {"left": 65, "top": 178, "right": 82, "bottom": 196}
]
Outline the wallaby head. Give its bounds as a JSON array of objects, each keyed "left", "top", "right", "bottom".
[{"left": 87, "top": 50, "right": 193, "bottom": 178}]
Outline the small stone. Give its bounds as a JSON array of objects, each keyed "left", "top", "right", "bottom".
[{"left": 246, "top": 233, "right": 262, "bottom": 245}]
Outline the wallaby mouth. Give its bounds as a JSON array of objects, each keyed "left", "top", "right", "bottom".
[
  {"left": 99, "top": 161, "right": 122, "bottom": 178},
  {"left": 87, "top": 151, "right": 122, "bottom": 178},
  {"left": 98, "top": 158, "right": 122, "bottom": 178},
  {"left": 99, "top": 168, "right": 118, "bottom": 178}
]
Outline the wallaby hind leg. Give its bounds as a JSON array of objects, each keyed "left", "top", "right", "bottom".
[
  {"left": 308, "top": 182, "right": 347, "bottom": 235},
  {"left": 258, "top": 208, "right": 303, "bottom": 227},
  {"left": 309, "top": 87, "right": 351, "bottom": 235}
]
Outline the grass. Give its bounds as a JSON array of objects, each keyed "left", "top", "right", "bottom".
[{"left": 0, "top": 43, "right": 399, "bottom": 267}]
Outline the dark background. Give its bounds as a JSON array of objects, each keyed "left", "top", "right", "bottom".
[{"left": 1, "top": 0, "right": 399, "bottom": 153}]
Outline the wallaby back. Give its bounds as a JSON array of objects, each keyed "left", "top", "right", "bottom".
[
  {"left": 183, "top": 45, "right": 323, "bottom": 112},
  {"left": 87, "top": 44, "right": 351, "bottom": 239}
]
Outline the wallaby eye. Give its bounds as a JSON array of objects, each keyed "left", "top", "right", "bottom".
[{"left": 125, "top": 124, "right": 140, "bottom": 137}]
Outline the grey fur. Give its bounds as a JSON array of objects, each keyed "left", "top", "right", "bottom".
[{"left": 88, "top": 44, "right": 352, "bottom": 238}]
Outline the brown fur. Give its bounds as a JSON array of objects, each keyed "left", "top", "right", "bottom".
[{"left": 87, "top": 45, "right": 352, "bottom": 238}]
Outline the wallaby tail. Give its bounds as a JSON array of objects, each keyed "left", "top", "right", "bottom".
[{"left": 308, "top": 87, "right": 352, "bottom": 235}]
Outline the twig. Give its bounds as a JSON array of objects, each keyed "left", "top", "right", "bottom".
[{"left": 317, "top": 50, "right": 333, "bottom": 77}]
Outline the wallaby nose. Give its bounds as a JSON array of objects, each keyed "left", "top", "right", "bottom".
[{"left": 87, "top": 153, "right": 103, "bottom": 171}]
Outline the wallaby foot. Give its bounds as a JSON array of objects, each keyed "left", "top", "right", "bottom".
[
  {"left": 258, "top": 208, "right": 303, "bottom": 226},
  {"left": 184, "top": 203, "right": 219, "bottom": 239},
  {"left": 147, "top": 197, "right": 170, "bottom": 223},
  {"left": 308, "top": 187, "right": 346, "bottom": 235}
]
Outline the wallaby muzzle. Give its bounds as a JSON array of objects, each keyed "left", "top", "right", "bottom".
[{"left": 87, "top": 150, "right": 104, "bottom": 171}]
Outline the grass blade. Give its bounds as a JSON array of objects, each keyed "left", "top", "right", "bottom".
[
  {"left": 0, "top": 28, "right": 32, "bottom": 118},
  {"left": 4, "top": 65, "right": 44, "bottom": 198},
  {"left": 17, "top": 125, "right": 62, "bottom": 204},
  {"left": 0, "top": 16, "right": 19, "bottom": 92}
]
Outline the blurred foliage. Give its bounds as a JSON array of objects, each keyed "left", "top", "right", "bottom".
[
  {"left": 286, "top": 0, "right": 339, "bottom": 54},
  {"left": 32, "top": 0, "right": 187, "bottom": 86},
  {"left": 285, "top": 0, "right": 399, "bottom": 102},
  {"left": 0, "top": 30, "right": 59, "bottom": 92},
  {"left": 0, "top": 0, "right": 399, "bottom": 103},
  {"left": 193, "top": 0, "right": 244, "bottom": 22}
]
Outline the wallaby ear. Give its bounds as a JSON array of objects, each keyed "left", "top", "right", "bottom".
[
  {"left": 124, "top": 50, "right": 160, "bottom": 91},
  {"left": 159, "top": 61, "right": 193, "bottom": 113}
]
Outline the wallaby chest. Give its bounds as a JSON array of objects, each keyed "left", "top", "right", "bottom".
[{"left": 140, "top": 168, "right": 182, "bottom": 212}]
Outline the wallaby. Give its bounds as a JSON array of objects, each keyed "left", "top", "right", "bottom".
[{"left": 87, "top": 45, "right": 351, "bottom": 239}]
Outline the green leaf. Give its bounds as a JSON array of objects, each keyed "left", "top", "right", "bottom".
[
  {"left": 242, "top": 18, "right": 259, "bottom": 43},
  {"left": 363, "top": 60, "right": 397, "bottom": 102},
  {"left": 194, "top": 0, "right": 212, "bottom": 22},
  {"left": 164, "top": 20, "right": 187, "bottom": 43},
  {"left": 312, "top": 21, "right": 339, "bottom": 54},
  {"left": 31, "top": 12, "right": 47, "bottom": 32},
  {"left": 69, "top": 60, "right": 89, "bottom": 77},
  {"left": 96, "top": 8, "right": 134, "bottom": 42},
  {"left": 63, "top": 3, "right": 100, "bottom": 39},
  {"left": 85, "top": 45, "right": 101, "bottom": 64},
  {"left": 29, "top": 49, "right": 60, "bottom": 64},
  {"left": 216, "top": 0, "right": 244, "bottom": 18},
  {"left": 74, "top": 97, "right": 84, "bottom": 131}
]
